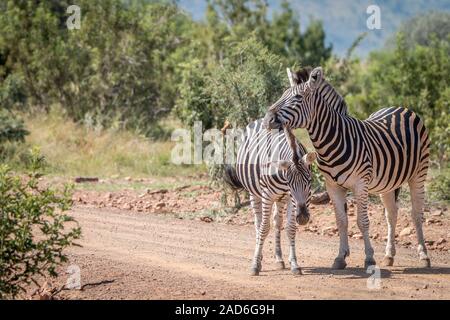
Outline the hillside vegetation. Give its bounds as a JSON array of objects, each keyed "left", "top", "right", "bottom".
[{"left": 0, "top": 1, "right": 448, "bottom": 198}]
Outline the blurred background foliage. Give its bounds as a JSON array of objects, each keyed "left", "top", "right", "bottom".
[{"left": 0, "top": 0, "right": 448, "bottom": 198}]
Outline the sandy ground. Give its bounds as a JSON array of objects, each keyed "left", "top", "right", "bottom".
[
  {"left": 72, "top": 182, "right": 450, "bottom": 253},
  {"left": 32, "top": 205, "right": 450, "bottom": 300}
]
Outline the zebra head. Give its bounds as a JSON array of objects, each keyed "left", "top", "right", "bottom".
[
  {"left": 269, "top": 126, "right": 316, "bottom": 225},
  {"left": 270, "top": 151, "right": 316, "bottom": 225},
  {"left": 263, "top": 66, "right": 324, "bottom": 130}
]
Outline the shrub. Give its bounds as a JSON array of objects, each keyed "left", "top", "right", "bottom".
[
  {"left": 209, "top": 37, "right": 287, "bottom": 128},
  {"left": 0, "top": 109, "right": 28, "bottom": 144},
  {"left": 0, "top": 149, "right": 81, "bottom": 299},
  {"left": 0, "top": 0, "right": 190, "bottom": 137},
  {"left": 0, "top": 74, "right": 27, "bottom": 110},
  {"left": 176, "top": 36, "right": 287, "bottom": 129},
  {"left": 351, "top": 34, "right": 450, "bottom": 165},
  {"left": 428, "top": 170, "right": 450, "bottom": 202}
]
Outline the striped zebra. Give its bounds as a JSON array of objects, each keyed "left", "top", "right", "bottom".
[
  {"left": 224, "top": 119, "right": 316, "bottom": 275},
  {"left": 263, "top": 66, "right": 431, "bottom": 269}
]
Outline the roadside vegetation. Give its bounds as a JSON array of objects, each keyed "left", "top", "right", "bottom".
[
  {"left": 0, "top": 151, "right": 81, "bottom": 299},
  {"left": 7, "top": 107, "right": 202, "bottom": 178},
  {"left": 0, "top": 2, "right": 447, "bottom": 192}
]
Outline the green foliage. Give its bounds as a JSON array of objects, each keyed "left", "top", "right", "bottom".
[
  {"left": 176, "top": 36, "right": 287, "bottom": 193},
  {"left": 208, "top": 0, "right": 332, "bottom": 67},
  {"left": 0, "top": 0, "right": 332, "bottom": 138},
  {"left": 210, "top": 37, "right": 287, "bottom": 127},
  {"left": 354, "top": 34, "right": 450, "bottom": 165},
  {"left": 174, "top": 0, "right": 332, "bottom": 130},
  {"left": 311, "top": 163, "right": 325, "bottom": 192},
  {"left": 324, "top": 33, "right": 366, "bottom": 117},
  {"left": 0, "top": 0, "right": 191, "bottom": 137},
  {"left": 0, "top": 149, "right": 81, "bottom": 299},
  {"left": 0, "top": 110, "right": 28, "bottom": 144},
  {"left": 175, "top": 58, "right": 215, "bottom": 128},
  {"left": 427, "top": 169, "right": 450, "bottom": 202},
  {"left": 176, "top": 37, "right": 286, "bottom": 128},
  {"left": 0, "top": 74, "right": 27, "bottom": 109},
  {"left": 324, "top": 24, "right": 449, "bottom": 166}
]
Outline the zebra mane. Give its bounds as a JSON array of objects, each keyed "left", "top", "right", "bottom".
[
  {"left": 320, "top": 81, "right": 349, "bottom": 116},
  {"left": 283, "top": 125, "right": 300, "bottom": 166},
  {"left": 292, "top": 67, "right": 312, "bottom": 85},
  {"left": 293, "top": 66, "right": 349, "bottom": 116}
]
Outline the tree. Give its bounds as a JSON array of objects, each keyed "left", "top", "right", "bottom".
[
  {"left": 352, "top": 33, "right": 450, "bottom": 165},
  {"left": 300, "top": 19, "right": 333, "bottom": 66},
  {"left": 0, "top": 0, "right": 194, "bottom": 136},
  {"left": 176, "top": 36, "right": 286, "bottom": 129},
  {"left": 0, "top": 110, "right": 28, "bottom": 145},
  {"left": 206, "top": 0, "right": 332, "bottom": 67}
]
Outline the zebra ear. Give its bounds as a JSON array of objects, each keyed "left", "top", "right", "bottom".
[
  {"left": 287, "top": 68, "right": 296, "bottom": 87},
  {"left": 302, "top": 152, "right": 317, "bottom": 165},
  {"left": 308, "top": 67, "right": 323, "bottom": 88}
]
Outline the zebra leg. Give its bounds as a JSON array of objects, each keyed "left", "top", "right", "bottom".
[
  {"left": 251, "top": 194, "right": 262, "bottom": 236},
  {"left": 250, "top": 194, "right": 263, "bottom": 263},
  {"left": 409, "top": 179, "right": 431, "bottom": 267},
  {"left": 273, "top": 201, "right": 286, "bottom": 270},
  {"left": 250, "top": 195, "right": 273, "bottom": 276},
  {"left": 327, "top": 182, "right": 349, "bottom": 269},
  {"left": 380, "top": 191, "right": 398, "bottom": 266},
  {"left": 286, "top": 200, "right": 301, "bottom": 275},
  {"left": 354, "top": 184, "right": 376, "bottom": 268}
]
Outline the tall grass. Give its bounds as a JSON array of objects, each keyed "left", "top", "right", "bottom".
[{"left": 9, "top": 107, "right": 205, "bottom": 178}]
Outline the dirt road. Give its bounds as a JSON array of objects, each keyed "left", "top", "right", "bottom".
[{"left": 53, "top": 206, "right": 449, "bottom": 300}]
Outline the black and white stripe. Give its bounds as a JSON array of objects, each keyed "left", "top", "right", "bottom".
[
  {"left": 263, "top": 67, "right": 431, "bottom": 269},
  {"left": 224, "top": 119, "right": 315, "bottom": 275}
]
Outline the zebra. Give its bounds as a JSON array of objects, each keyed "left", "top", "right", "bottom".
[
  {"left": 263, "top": 66, "right": 431, "bottom": 269},
  {"left": 224, "top": 119, "right": 316, "bottom": 276}
]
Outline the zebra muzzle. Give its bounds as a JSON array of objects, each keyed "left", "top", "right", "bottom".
[
  {"left": 262, "top": 112, "right": 281, "bottom": 130},
  {"left": 296, "top": 205, "right": 310, "bottom": 225}
]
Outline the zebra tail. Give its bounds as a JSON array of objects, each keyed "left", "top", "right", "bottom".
[{"left": 223, "top": 165, "right": 243, "bottom": 190}]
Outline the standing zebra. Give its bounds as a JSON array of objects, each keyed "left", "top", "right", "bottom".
[
  {"left": 224, "top": 119, "right": 316, "bottom": 275},
  {"left": 263, "top": 67, "right": 431, "bottom": 269}
]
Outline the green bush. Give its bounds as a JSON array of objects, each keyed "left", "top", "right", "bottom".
[
  {"left": 428, "top": 170, "right": 450, "bottom": 202},
  {"left": 210, "top": 37, "right": 287, "bottom": 128},
  {"left": 0, "top": 110, "right": 28, "bottom": 144},
  {"left": 176, "top": 37, "right": 287, "bottom": 129},
  {"left": 311, "top": 163, "right": 325, "bottom": 192},
  {"left": 323, "top": 28, "right": 450, "bottom": 166},
  {"left": 350, "top": 34, "right": 450, "bottom": 165},
  {"left": 0, "top": 0, "right": 190, "bottom": 137},
  {"left": 0, "top": 74, "right": 27, "bottom": 110},
  {"left": 0, "top": 150, "right": 81, "bottom": 299}
]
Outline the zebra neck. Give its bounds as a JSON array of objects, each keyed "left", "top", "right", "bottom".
[{"left": 306, "top": 98, "right": 353, "bottom": 167}]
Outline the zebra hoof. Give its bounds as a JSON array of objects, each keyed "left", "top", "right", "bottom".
[
  {"left": 250, "top": 263, "right": 262, "bottom": 276},
  {"left": 291, "top": 267, "right": 302, "bottom": 275},
  {"left": 419, "top": 258, "right": 431, "bottom": 268},
  {"left": 364, "top": 258, "right": 377, "bottom": 269},
  {"left": 382, "top": 256, "right": 394, "bottom": 267},
  {"left": 250, "top": 268, "right": 260, "bottom": 276},
  {"left": 331, "top": 258, "right": 347, "bottom": 270},
  {"left": 276, "top": 261, "right": 285, "bottom": 270}
]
